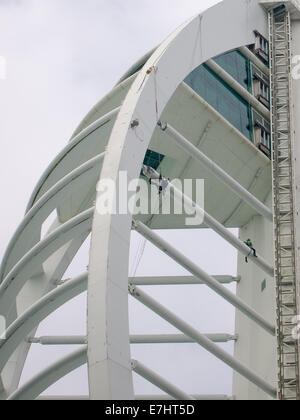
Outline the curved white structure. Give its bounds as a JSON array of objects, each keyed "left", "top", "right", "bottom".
[{"left": 1, "top": 0, "right": 300, "bottom": 400}]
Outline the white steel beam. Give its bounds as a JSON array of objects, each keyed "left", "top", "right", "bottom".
[
  {"left": 0, "top": 209, "right": 93, "bottom": 316},
  {"left": 238, "top": 46, "right": 270, "bottom": 76},
  {"left": 29, "top": 336, "right": 87, "bottom": 346},
  {"left": 8, "top": 347, "right": 87, "bottom": 400},
  {"left": 129, "top": 285, "right": 277, "bottom": 399},
  {"left": 133, "top": 220, "right": 274, "bottom": 336},
  {"left": 157, "top": 122, "right": 273, "bottom": 222},
  {"left": 131, "top": 360, "right": 195, "bottom": 401},
  {"left": 26, "top": 107, "right": 120, "bottom": 212},
  {"left": 131, "top": 275, "right": 240, "bottom": 286},
  {"left": 205, "top": 59, "right": 270, "bottom": 120},
  {"left": 29, "top": 333, "right": 236, "bottom": 346},
  {"left": 143, "top": 167, "right": 274, "bottom": 277},
  {"left": 0, "top": 153, "right": 104, "bottom": 280},
  {"left": 0, "top": 273, "right": 87, "bottom": 372},
  {"left": 130, "top": 334, "right": 237, "bottom": 344}
]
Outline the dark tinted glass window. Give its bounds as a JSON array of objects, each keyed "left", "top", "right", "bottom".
[{"left": 143, "top": 150, "right": 165, "bottom": 170}]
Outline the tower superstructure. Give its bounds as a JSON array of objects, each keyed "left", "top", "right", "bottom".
[{"left": 1, "top": 0, "right": 300, "bottom": 400}]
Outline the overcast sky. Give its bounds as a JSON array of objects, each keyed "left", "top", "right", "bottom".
[{"left": 0, "top": 0, "right": 241, "bottom": 399}]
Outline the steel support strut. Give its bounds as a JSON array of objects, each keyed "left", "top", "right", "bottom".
[
  {"left": 129, "top": 285, "right": 277, "bottom": 399},
  {"left": 157, "top": 122, "right": 273, "bottom": 221},
  {"left": 133, "top": 220, "right": 275, "bottom": 335}
]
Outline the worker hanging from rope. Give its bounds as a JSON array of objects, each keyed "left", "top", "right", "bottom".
[
  {"left": 148, "top": 172, "right": 169, "bottom": 196},
  {"left": 158, "top": 174, "right": 169, "bottom": 196},
  {"left": 244, "top": 239, "right": 257, "bottom": 263}
]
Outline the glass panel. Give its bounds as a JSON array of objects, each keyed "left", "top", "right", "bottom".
[
  {"left": 143, "top": 150, "right": 165, "bottom": 170},
  {"left": 185, "top": 63, "right": 251, "bottom": 140},
  {"left": 214, "top": 50, "right": 249, "bottom": 91}
]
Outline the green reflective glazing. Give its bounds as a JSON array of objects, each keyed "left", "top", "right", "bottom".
[
  {"left": 214, "top": 51, "right": 250, "bottom": 91},
  {"left": 185, "top": 63, "right": 252, "bottom": 140},
  {"left": 143, "top": 150, "right": 165, "bottom": 170}
]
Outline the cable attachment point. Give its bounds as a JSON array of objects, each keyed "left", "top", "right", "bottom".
[
  {"left": 128, "top": 283, "right": 136, "bottom": 295},
  {"left": 157, "top": 120, "right": 167, "bottom": 131},
  {"left": 132, "top": 219, "right": 138, "bottom": 231},
  {"left": 146, "top": 67, "right": 154, "bottom": 75}
]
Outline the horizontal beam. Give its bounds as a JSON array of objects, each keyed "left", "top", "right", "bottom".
[
  {"left": 205, "top": 59, "right": 270, "bottom": 120},
  {"left": 157, "top": 123, "right": 273, "bottom": 222},
  {"left": 30, "top": 333, "right": 237, "bottom": 346},
  {"left": 131, "top": 359, "right": 194, "bottom": 401},
  {"left": 0, "top": 208, "right": 93, "bottom": 316},
  {"left": 131, "top": 334, "right": 237, "bottom": 344},
  {"left": 129, "top": 285, "right": 277, "bottom": 399},
  {"left": 130, "top": 275, "right": 240, "bottom": 285},
  {"left": 133, "top": 220, "right": 275, "bottom": 336},
  {"left": 142, "top": 166, "right": 274, "bottom": 277},
  {"left": 29, "top": 336, "right": 87, "bottom": 346}
]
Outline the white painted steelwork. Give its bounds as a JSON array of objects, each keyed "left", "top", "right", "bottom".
[{"left": 2, "top": 0, "right": 300, "bottom": 401}]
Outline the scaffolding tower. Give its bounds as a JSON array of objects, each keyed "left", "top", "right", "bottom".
[{"left": 269, "top": 3, "right": 300, "bottom": 400}]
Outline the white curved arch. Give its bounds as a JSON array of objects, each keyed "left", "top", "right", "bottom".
[
  {"left": 8, "top": 347, "right": 87, "bottom": 401},
  {"left": 0, "top": 273, "right": 87, "bottom": 373},
  {"left": 0, "top": 233, "right": 89, "bottom": 399},
  {"left": 0, "top": 154, "right": 104, "bottom": 280},
  {"left": 87, "top": 0, "right": 268, "bottom": 399},
  {"left": 26, "top": 108, "right": 119, "bottom": 213},
  {"left": 71, "top": 74, "right": 136, "bottom": 139},
  {"left": 0, "top": 208, "right": 93, "bottom": 317}
]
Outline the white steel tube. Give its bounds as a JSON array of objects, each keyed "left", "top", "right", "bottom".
[
  {"left": 131, "top": 359, "right": 195, "bottom": 401},
  {"left": 29, "top": 336, "right": 87, "bottom": 346},
  {"left": 129, "top": 285, "right": 277, "bottom": 399},
  {"left": 205, "top": 59, "right": 270, "bottom": 120},
  {"left": 0, "top": 153, "right": 104, "bottom": 280},
  {"left": 131, "top": 275, "right": 239, "bottom": 285},
  {"left": 130, "top": 334, "right": 237, "bottom": 344},
  {"left": 238, "top": 46, "right": 269, "bottom": 76},
  {"left": 142, "top": 167, "right": 274, "bottom": 277},
  {"left": 30, "top": 334, "right": 236, "bottom": 346},
  {"left": 8, "top": 347, "right": 87, "bottom": 400},
  {"left": 133, "top": 220, "right": 275, "bottom": 336},
  {"left": 26, "top": 107, "right": 120, "bottom": 212},
  {"left": 159, "top": 122, "right": 273, "bottom": 222}
]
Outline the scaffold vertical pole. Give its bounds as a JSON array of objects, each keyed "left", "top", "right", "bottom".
[{"left": 269, "top": 4, "right": 300, "bottom": 400}]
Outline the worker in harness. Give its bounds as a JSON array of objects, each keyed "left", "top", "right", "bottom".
[
  {"left": 158, "top": 175, "right": 169, "bottom": 196},
  {"left": 244, "top": 239, "right": 257, "bottom": 263},
  {"left": 149, "top": 174, "right": 169, "bottom": 196}
]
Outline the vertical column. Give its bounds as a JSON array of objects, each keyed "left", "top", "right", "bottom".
[{"left": 269, "top": 6, "right": 300, "bottom": 400}]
